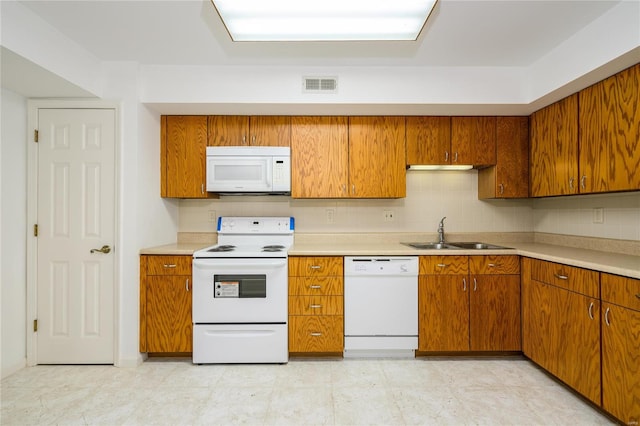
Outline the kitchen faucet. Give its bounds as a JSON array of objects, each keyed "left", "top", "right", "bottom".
[{"left": 438, "top": 217, "right": 446, "bottom": 243}]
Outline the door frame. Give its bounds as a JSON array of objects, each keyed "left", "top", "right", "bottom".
[{"left": 26, "top": 99, "right": 121, "bottom": 366}]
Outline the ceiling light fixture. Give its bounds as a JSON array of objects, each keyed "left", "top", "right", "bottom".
[{"left": 211, "top": 0, "right": 438, "bottom": 42}]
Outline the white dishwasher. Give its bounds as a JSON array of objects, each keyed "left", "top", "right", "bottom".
[{"left": 344, "top": 256, "right": 419, "bottom": 358}]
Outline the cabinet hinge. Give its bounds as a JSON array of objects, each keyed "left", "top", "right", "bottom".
[
  {"left": 33, "top": 319, "right": 38, "bottom": 332},
  {"left": 34, "top": 224, "right": 38, "bottom": 237},
  {"left": 34, "top": 129, "right": 39, "bottom": 143}
]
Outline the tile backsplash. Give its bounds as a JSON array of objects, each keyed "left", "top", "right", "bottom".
[
  {"left": 179, "top": 170, "right": 534, "bottom": 234},
  {"left": 532, "top": 191, "right": 640, "bottom": 241},
  {"left": 179, "top": 171, "right": 639, "bottom": 241}
]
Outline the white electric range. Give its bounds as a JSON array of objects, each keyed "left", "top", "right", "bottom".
[{"left": 192, "top": 217, "right": 294, "bottom": 364}]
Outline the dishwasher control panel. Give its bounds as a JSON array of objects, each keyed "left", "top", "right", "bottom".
[{"left": 343, "top": 257, "right": 419, "bottom": 276}]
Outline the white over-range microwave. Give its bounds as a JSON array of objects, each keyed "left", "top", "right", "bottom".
[{"left": 206, "top": 146, "right": 291, "bottom": 195}]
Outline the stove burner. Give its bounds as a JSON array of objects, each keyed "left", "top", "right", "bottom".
[
  {"left": 207, "top": 245, "right": 236, "bottom": 252},
  {"left": 262, "top": 245, "right": 285, "bottom": 252}
]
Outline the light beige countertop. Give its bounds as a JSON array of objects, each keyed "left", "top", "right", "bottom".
[
  {"left": 139, "top": 243, "right": 210, "bottom": 256},
  {"left": 289, "top": 241, "right": 640, "bottom": 279},
  {"left": 140, "top": 232, "right": 640, "bottom": 279}
]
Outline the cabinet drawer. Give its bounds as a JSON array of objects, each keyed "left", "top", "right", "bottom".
[
  {"left": 289, "top": 296, "right": 343, "bottom": 315},
  {"left": 145, "top": 255, "right": 192, "bottom": 275},
  {"left": 289, "top": 276, "right": 343, "bottom": 295},
  {"left": 602, "top": 273, "right": 640, "bottom": 311},
  {"left": 529, "top": 258, "right": 599, "bottom": 298},
  {"left": 469, "top": 255, "right": 520, "bottom": 275},
  {"left": 289, "top": 256, "right": 343, "bottom": 277},
  {"left": 289, "top": 315, "right": 344, "bottom": 352},
  {"left": 420, "top": 256, "right": 468, "bottom": 275}
]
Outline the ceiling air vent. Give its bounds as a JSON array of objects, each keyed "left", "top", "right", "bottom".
[{"left": 303, "top": 76, "right": 338, "bottom": 93}]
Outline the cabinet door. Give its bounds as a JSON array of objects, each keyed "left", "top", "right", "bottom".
[
  {"left": 406, "top": 116, "right": 451, "bottom": 165},
  {"left": 348, "top": 116, "right": 406, "bottom": 198},
  {"left": 469, "top": 275, "right": 521, "bottom": 351},
  {"left": 418, "top": 275, "right": 469, "bottom": 351},
  {"left": 208, "top": 115, "right": 249, "bottom": 146},
  {"left": 451, "top": 116, "right": 496, "bottom": 166},
  {"left": 250, "top": 116, "right": 291, "bottom": 146},
  {"left": 290, "top": 116, "right": 349, "bottom": 198},
  {"left": 602, "top": 303, "right": 640, "bottom": 425},
  {"left": 579, "top": 63, "right": 640, "bottom": 193},
  {"left": 478, "top": 117, "right": 528, "bottom": 199},
  {"left": 552, "top": 286, "right": 601, "bottom": 405},
  {"left": 162, "top": 116, "right": 208, "bottom": 198},
  {"left": 145, "top": 275, "right": 192, "bottom": 352},
  {"left": 530, "top": 94, "right": 579, "bottom": 197},
  {"left": 521, "top": 278, "right": 553, "bottom": 369}
]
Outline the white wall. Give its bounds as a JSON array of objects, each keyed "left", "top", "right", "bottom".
[
  {"left": 1, "top": 88, "right": 28, "bottom": 378},
  {"left": 179, "top": 171, "right": 534, "bottom": 235},
  {"left": 533, "top": 192, "right": 640, "bottom": 241},
  {"left": 100, "top": 62, "right": 179, "bottom": 366}
]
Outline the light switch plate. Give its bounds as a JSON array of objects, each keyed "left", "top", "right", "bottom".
[{"left": 593, "top": 207, "right": 604, "bottom": 224}]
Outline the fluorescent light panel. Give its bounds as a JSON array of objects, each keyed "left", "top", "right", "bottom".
[
  {"left": 408, "top": 165, "right": 474, "bottom": 171},
  {"left": 211, "top": 0, "right": 438, "bottom": 41}
]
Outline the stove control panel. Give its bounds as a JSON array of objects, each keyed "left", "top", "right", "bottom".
[{"left": 217, "top": 216, "right": 294, "bottom": 234}]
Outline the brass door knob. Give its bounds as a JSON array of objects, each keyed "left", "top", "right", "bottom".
[{"left": 90, "top": 245, "right": 112, "bottom": 254}]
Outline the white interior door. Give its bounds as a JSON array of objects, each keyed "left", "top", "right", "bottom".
[{"left": 36, "top": 108, "right": 115, "bottom": 364}]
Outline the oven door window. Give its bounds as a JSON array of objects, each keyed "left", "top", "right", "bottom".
[{"left": 213, "top": 275, "right": 266, "bottom": 298}]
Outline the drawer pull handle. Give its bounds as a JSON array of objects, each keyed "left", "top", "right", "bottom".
[
  {"left": 588, "top": 302, "right": 594, "bottom": 320},
  {"left": 488, "top": 263, "right": 496, "bottom": 267},
  {"left": 463, "top": 278, "right": 467, "bottom": 291},
  {"left": 163, "top": 264, "right": 177, "bottom": 268},
  {"left": 186, "top": 278, "right": 190, "bottom": 292},
  {"left": 473, "top": 278, "right": 477, "bottom": 292},
  {"left": 310, "top": 265, "right": 322, "bottom": 270},
  {"left": 310, "top": 304, "right": 322, "bottom": 309},
  {"left": 437, "top": 263, "right": 447, "bottom": 268},
  {"left": 554, "top": 273, "right": 568, "bottom": 280},
  {"left": 310, "top": 285, "right": 322, "bottom": 289},
  {"left": 604, "top": 307, "right": 611, "bottom": 326},
  {"left": 310, "top": 332, "right": 322, "bottom": 337}
]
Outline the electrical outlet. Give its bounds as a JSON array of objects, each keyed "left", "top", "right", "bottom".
[
  {"left": 326, "top": 208, "right": 335, "bottom": 224},
  {"left": 383, "top": 210, "right": 394, "bottom": 222},
  {"left": 208, "top": 210, "right": 217, "bottom": 223},
  {"left": 593, "top": 207, "right": 604, "bottom": 224}
]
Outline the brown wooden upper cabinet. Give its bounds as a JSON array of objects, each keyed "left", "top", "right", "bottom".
[
  {"left": 529, "top": 94, "right": 579, "bottom": 197},
  {"left": 406, "top": 116, "right": 496, "bottom": 167},
  {"left": 348, "top": 116, "right": 406, "bottom": 198},
  {"left": 291, "top": 116, "right": 406, "bottom": 198},
  {"left": 406, "top": 116, "right": 451, "bottom": 165},
  {"left": 579, "top": 63, "right": 640, "bottom": 193},
  {"left": 208, "top": 115, "right": 291, "bottom": 147},
  {"left": 451, "top": 116, "right": 497, "bottom": 167},
  {"left": 290, "top": 116, "right": 349, "bottom": 198},
  {"left": 161, "top": 115, "right": 214, "bottom": 199},
  {"left": 478, "top": 116, "right": 529, "bottom": 199}
]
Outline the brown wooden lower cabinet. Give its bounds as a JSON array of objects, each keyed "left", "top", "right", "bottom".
[
  {"left": 140, "top": 255, "right": 192, "bottom": 353},
  {"left": 418, "top": 255, "right": 521, "bottom": 352},
  {"left": 601, "top": 273, "right": 640, "bottom": 425},
  {"left": 288, "top": 256, "right": 344, "bottom": 354},
  {"left": 521, "top": 258, "right": 600, "bottom": 405}
]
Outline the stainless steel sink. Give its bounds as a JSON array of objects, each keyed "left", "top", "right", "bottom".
[
  {"left": 448, "top": 242, "right": 511, "bottom": 250},
  {"left": 401, "top": 242, "right": 461, "bottom": 250}
]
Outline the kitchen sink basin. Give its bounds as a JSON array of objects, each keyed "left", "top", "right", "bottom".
[
  {"left": 401, "top": 242, "right": 461, "bottom": 250},
  {"left": 448, "top": 242, "right": 511, "bottom": 250}
]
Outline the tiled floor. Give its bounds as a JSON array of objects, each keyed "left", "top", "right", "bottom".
[{"left": 1, "top": 357, "right": 613, "bottom": 425}]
